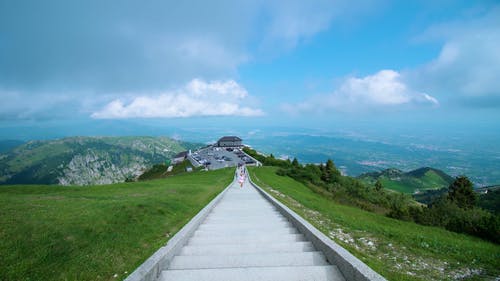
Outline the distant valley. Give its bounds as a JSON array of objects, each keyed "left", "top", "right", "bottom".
[
  {"left": 0, "top": 136, "right": 200, "bottom": 185},
  {"left": 1, "top": 131, "right": 499, "bottom": 189},
  {"left": 242, "top": 133, "right": 500, "bottom": 186}
]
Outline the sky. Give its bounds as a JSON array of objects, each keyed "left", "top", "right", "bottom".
[{"left": 1, "top": 0, "right": 499, "bottom": 141}]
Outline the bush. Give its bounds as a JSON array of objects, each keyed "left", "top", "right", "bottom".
[
  {"left": 242, "top": 147, "right": 291, "bottom": 168},
  {"left": 415, "top": 196, "right": 500, "bottom": 243},
  {"left": 387, "top": 193, "right": 413, "bottom": 221},
  {"left": 272, "top": 156, "right": 500, "bottom": 244},
  {"left": 448, "top": 175, "right": 477, "bottom": 209}
]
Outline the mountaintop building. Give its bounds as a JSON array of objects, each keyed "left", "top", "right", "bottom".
[
  {"left": 173, "top": 151, "right": 189, "bottom": 164},
  {"left": 217, "top": 136, "right": 242, "bottom": 147}
]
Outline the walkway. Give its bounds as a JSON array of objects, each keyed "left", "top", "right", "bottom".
[{"left": 159, "top": 168, "right": 345, "bottom": 281}]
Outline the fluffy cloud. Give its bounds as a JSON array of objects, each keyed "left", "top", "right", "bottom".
[
  {"left": 261, "top": 0, "right": 338, "bottom": 49},
  {"left": 91, "top": 79, "right": 263, "bottom": 119},
  {"left": 0, "top": 0, "right": 354, "bottom": 120},
  {"left": 0, "top": 0, "right": 350, "bottom": 93},
  {"left": 411, "top": 6, "right": 500, "bottom": 105},
  {"left": 282, "top": 70, "right": 438, "bottom": 114},
  {"left": 283, "top": 5, "right": 500, "bottom": 115}
]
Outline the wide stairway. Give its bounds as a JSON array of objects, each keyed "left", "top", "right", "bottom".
[{"left": 159, "top": 168, "right": 345, "bottom": 281}]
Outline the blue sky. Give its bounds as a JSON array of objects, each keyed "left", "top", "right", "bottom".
[{"left": 0, "top": 0, "right": 499, "bottom": 140}]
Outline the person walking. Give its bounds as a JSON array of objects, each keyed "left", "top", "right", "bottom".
[{"left": 238, "top": 172, "right": 245, "bottom": 188}]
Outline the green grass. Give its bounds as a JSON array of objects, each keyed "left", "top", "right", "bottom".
[
  {"left": 360, "top": 168, "right": 452, "bottom": 194},
  {"left": 0, "top": 168, "right": 234, "bottom": 281},
  {"left": 138, "top": 160, "right": 201, "bottom": 181},
  {"left": 249, "top": 166, "right": 500, "bottom": 281},
  {"left": 379, "top": 177, "right": 414, "bottom": 193}
]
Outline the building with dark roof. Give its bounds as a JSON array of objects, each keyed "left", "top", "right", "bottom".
[
  {"left": 173, "top": 151, "right": 189, "bottom": 164},
  {"left": 217, "top": 136, "right": 242, "bottom": 147}
]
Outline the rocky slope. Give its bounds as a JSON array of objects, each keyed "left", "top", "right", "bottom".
[{"left": 0, "top": 136, "right": 200, "bottom": 186}]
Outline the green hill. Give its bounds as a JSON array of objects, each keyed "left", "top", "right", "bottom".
[
  {"left": 358, "top": 167, "right": 454, "bottom": 194},
  {"left": 249, "top": 166, "right": 500, "bottom": 280},
  {"left": 138, "top": 160, "right": 203, "bottom": 181},
  {"left": 0, "top": 168, "right": 234, "bottom": 281},
  {"left": 0, "top": 136, "right": 201, "bottom": 185}
]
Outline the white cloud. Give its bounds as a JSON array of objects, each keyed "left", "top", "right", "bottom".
[
  {"left": 282, "top": 70, "right": 438, "bottom": 114},
  {"left": 259, "top": 0, "right": 380, "bottom": 51},
  {"left": 0, "top": 0, "right": 359, "bottom": 120},
  {"left": 411, "top": 6, "right": 500, "bottom": 101},
  {"left": 91, "top": 79, "right": 264, "bottom": 119},
  {"left": 262, "top": 0, "right": 336, "bottom": 49},
  {"left": 284, "top": 5, "right": 500, "bottom": 116}
]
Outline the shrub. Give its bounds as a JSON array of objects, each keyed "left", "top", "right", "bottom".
[{"left": 271, "top": 156, "right": 500, "bottom": 244}]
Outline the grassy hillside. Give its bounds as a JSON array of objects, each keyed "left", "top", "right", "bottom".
[
  {"left": 138, "top": 160, "right": 202, "bottom": 181},
  {"left": 249, "top": 166, "right": 500, "bottom": 281},
  {"left": 358, "top": 167, "right": 454, "bottom": 194},
  {"left": 0, "top": 168, "right": 234, "bottom": 281},
  {"left": 0, "top": 136, "right": 201, "bottom": 185}
]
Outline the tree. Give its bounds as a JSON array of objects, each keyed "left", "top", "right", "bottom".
[
  {"left": 324, "top": 159, "right": 341, "bottom": 183},
  {"left": 448, "top": 176, "right": 476, "bottom": 209},
  {"left": 325, "top": 159, "right": 335, "bottom": 172},
  {"left": 319, "top": 163, "right": 327, "bottom": 181},
  {"left": 375, "top": 179, "right": 383, "bottom": 192},
  {"left": 292, "top": 157, "right": 299, "bottom": 167}
]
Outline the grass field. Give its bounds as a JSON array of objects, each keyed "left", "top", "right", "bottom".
[
  {"left": 138, "top": 160, "right": 202, "bottom": 181},
  {"left": 361, "top": 169, "right": 452, "bottom": 194},
  {"left": 249, "top": 166, "right": 500, "bottom": 281},
  {"left": 0, "top": 168, "right": 234, "bottom": 281}
]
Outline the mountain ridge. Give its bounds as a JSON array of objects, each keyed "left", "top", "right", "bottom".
[{"left": 0, "top": 136, "right": 200, "bottom": 186}]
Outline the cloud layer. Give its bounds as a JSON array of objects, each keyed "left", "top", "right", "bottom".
[
  {"left": 0, "top": 0, "right": 353, "bottom": 120},
  {"left": 91, "top": 79, "right": 263, "bottom": 119},
  {"left": 282, "top": 70, "right": 438, "bottom": 114},
  {"left": 411, "top": 6, "right": 500, "bottom": 105},
  {"left": 0, "top": 0, "right": 349, "bottom": 92},
  {"left": 1, "top": 1, "right": 498, "bottom": 121},
  {"left": 282, "top": 5, "right": 500, "bottom": 115}
]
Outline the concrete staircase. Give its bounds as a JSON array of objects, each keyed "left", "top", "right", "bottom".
[{"left": 159, "top": 169, "right": 345, "bottom": 281}]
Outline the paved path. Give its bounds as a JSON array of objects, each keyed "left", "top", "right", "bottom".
[{"left": 159, "top": 168, "right": 345, "bottom": 281}]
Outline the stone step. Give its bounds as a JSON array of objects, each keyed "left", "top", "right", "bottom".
[
  {"left": 207, "top": 212, "right": 283, "bottom": 221},
  {"left": 203, "top": 217, "right": 288, "bottom": 224},
  {"left": 160, "top": 265, "right": 345, "bottom": 281},
  {"left": 192, "top": 227, "right": 299, "bottom": 238},
  {"left": 151, "top": 174, "right": 347, "bottom": 281},
  {"left": 187, "top": 233, "right": 306, "bottom": 246},
  {"left": 169, "top": 251, "right": 329, "bottom": 269},
  {"left": 208, "top": 208, "right": 278, "bottom": 214},
  {"left": 215, "top": 203, "right": 274, "bottom": 208},
  {"left": 198, "top": 221, "right": 292, "bottom": 230},
  {"left": 219, "top": 198, "right": 265, "bottom": 202},
  {"left": 206, "top": 213, "right": 287, "bottom": 220},
  {"left": 179, "top": 241, "right": 314, "bottom": 256},
  {"left": 218, "top": 198, "right": 271, "bottom": 202},
  {"left": 210, "top": 210, "right": 277, "bottom": 215}
]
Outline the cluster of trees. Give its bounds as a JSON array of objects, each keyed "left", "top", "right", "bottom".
[
  {"left": 478, "top": 189, "right": 500, "bottom": 214},
  {"left": 402, "top": 176, "right": 499, "bottom": 243},
  {"left": 276, "top": 158, "right": 416, "bottom": 216},
  {"left": 244, "top": 147, "right": 413, "bottom": 213},
  {"left": 243, "top": 147, "right": 499, "bottom": 244},
  {"left": 243, "top": 147, "right": 292, "bottom": 167}
]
